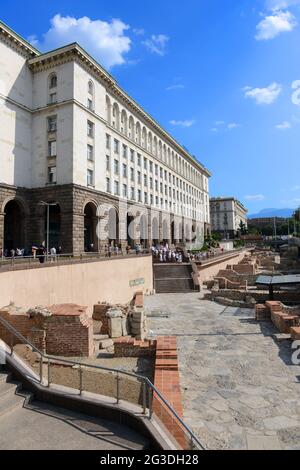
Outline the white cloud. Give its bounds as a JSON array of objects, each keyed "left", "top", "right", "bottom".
[
  {"left": 142, "top": 34, "right": 169, "bottom": 56},
  {"left": 244, "top": 82, "right": 282, "bottom": 104},
  {"left": 210, "top": 128, "right": 219, "bottom": 132},
  {"left": 227, "top": 122, "right": 240, "bottom": 130},
  {"left": 255, "top": 10, "right": 297, "bottom": 40},
  {"left": 133, "top": 28, "right": 145, "bottom": 36},
  {"left": 245, "top": 194, "right": 266, "bottom": 201},
  {"left": 29, "top": 14, "right": 131, "bottom": 69},
  {"left": 215, "top": 120, "right": 225, "bottom": 126},
  {"left": 166, "top": 84, "right": 185, "bottom": 91},
  {"left": 170, "top": 120, "right": 195, "bottom": 128},
  {"left": 276, "top": 120, "right": 291, "bottom": 129}
]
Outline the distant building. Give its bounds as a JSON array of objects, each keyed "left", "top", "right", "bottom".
[
  {"left": 248, "top": 217, "right": 286, "bottom": 228},
  {"left": 210, "top": 197, "right": 248, "bottom": 239}
]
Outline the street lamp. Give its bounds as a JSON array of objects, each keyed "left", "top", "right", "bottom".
[{"left": 38, "top": 201, "right": 58, "bottom": 261}]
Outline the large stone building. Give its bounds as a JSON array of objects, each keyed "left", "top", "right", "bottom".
[
  {"left": 0, "top": 21, "right": 211, "bottom": 254},
  {"left": 210, "top": 197, "right": 248, "bottom": 239}
]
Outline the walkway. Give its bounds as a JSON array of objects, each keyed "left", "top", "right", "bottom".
[
  {"left": 145, "top": 293, "right": 300, "bottom": 450},
  {"left": 0, "top": 400, "right": 149, "bottom": 450}
]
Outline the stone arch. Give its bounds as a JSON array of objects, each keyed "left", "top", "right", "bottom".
[
  {"left": 106, "top": 95, "right": 112, "bottom": 124},
  {"left": 142, "top": 126, "right": 147, "bottom": 149},
  {"left": 84, "top": 201, "right": 98, "bottom": 252},
  {"left": 135, "top": 121, "right": 141, "bottom": 145},
  {"left": 2, "top": 197, "right": 28, "bottom": 252},
  {"left": 151, "top": 216, "right": 159, "bottom": 245},
  {"left": 121, "top": 109, "right": 128, "bottom": 135},
  {"left": 112, "top": 102, "right": 120, "bottom": 130},
  {"left": 128, "top": 115, "right": 134, "bottom": 140}
]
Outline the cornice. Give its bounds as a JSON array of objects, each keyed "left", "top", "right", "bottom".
[
  {"left": 0, "top": 21, "right": 39, "bottom": 59},
  {"left": 28, "top": 44, "right": 211, "bottom": 178}
]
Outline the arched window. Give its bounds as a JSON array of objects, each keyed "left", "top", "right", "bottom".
[
  {"left": 135, "top": 122, "right": 141, "bottom": 145},
  {"left": 112, "top": 103, "right": 120, "bottom": 130},
  {"left": 48, "top": 73, "right": 57, "bottom": 104},
  {"left": 148, "top": 132, "right": 152, "bottom": 153},
  {"left": 142, "top": 127, "right": 147, "bottom": 148},
  {"left": 121, "top": 110, "right": 127, "bottom": 135},
  {"left": 106, "top": 96, "right": 111, "bottom": 124},
  {"left": 128, "top": 116, "right": 134, "bottom": 140}
]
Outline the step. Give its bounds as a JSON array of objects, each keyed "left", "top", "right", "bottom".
[
  {"left": 0, "top": 381, "right": 20, "bottom": 399},
  {"left": 0, "top": 372, "right": 12, "bottom": 384},
  {"left": 0, "top": 391, "right": 25, "bottom": 418}
]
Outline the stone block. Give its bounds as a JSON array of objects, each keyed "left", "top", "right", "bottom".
[
  {"left": 99, "top": 338, "right": 114, "bottom": 349},
  {"left": 108, "top": 316, "right": 123, "bottom": 338}
]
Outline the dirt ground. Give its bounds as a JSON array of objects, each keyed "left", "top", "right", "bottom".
[{"left": 14, "top": 344, "right": 154, "bottom": 406}]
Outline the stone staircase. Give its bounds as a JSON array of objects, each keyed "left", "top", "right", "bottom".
[
  {"left": 153, "top": 263, "right": 195, "bottom": 293},
  {"left": 0, "top": 370, "right": 28, "bottom": 419}
]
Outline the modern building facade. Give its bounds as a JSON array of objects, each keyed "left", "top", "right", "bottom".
[
  {"left": 210, "top": 197, "right": 248, "bottom": 239},
  {"left": 0, "top": 21, "right": 211, "bottom": 254}
]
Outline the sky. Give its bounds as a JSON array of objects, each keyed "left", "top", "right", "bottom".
[{"left": 1, "top": 0, "right": 300, "bottom": 214}]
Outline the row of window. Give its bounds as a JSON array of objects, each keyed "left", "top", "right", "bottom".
[{"left": 106, "top": 135, "right": 203, "bottom": 198}]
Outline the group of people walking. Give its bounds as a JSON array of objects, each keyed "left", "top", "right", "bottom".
[{"left": 151, "top": 243, "right": 184, "bottom": 263}]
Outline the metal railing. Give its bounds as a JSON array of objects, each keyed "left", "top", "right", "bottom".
[
  {"left": 0, "top": 249, "right": 151, "bottom": 270},
  {"left": 0, "top": 315, "right": 204, "bottom": 450}
]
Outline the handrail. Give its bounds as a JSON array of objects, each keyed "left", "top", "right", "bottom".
[{"left": 0, "top": 315, "right": 205, "bottom": 450}]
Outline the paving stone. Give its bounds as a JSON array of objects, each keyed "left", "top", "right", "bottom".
[
  {"left": 246, "top": 435, "right": 282, "bottom": 450},
  {"left": 145, "top": 292, "right": 300, "bottom": 450}
]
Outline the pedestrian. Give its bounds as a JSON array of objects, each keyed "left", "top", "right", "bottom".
[{"left": 37, "top": 245, "right": 45, "bottom": 264}]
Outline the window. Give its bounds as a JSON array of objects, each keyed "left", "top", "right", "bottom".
[
  {"left": 106, "top": 177, "right": 111, "bottom": 192},
  {"left": 87, "top": 121, "right": 94, "bottom": 137},
  {"left": 155, "top": 164, "right": 158, "bottom": 176},
  {"left": 106, "top": 155, "right": 110, "bottom": 171},
  {"left": 144, "top": 192, "right": 148, "bottom": 204},
  {"left": 87, "top": 169, "right": 94, "bottom": 186},
  {"left": 149, "top": 161, "right": 153, "bottom": 173},
  {"left": 160, "top": 182, "right": 163, "bottom": 193},
  {"left": 130, "top": 149, "right": 134, "bottom": 162},
  {"left": 144, "top": 157, "right": 147, "bottom": 170},
  {"left": 164, "top": 170, "right": 167, "bottom": 180},
  {"left": 130, "top": 167, "right": 134, "bottom": 182},
  {"left": 123, "top": 144, "right": 127, "bottom": 158},
  {"left": 150, "top": 194, "right": 153, "bottom": 205},
  {"left": 114, "top": 139, "right": 119, "bottom": 154},
  {"left": 155, "top": 180, "right": 158, "bottom": 191},
  {"left": 48, "top": 141, "right": 56, "bottom": 157},
  {"left": 150, "top": 177, "right": 153, "bottom": 189},
  {"left": 138, "top": 189, "right": 142, "bottom": 202},
  {"left": 122, "top": 163, "right": 127, "bottom": 178},
  {"left": 87, "top": 98, "right": 93, "bottom": 111},
  {"left": 47, "top": 116, "right": 57, "bottom": 132},
  {"left": 114, "top": 180, "right": 119, "bottom": 195},
  {"left": 155, "top": 196, "right": 158, "bottom": 206},
  {"left": 137, "top": 153, "right": 141, "bottom": 166},
  {"left": 49, "top": 74, "right": 57, "bottom": 89},
  {"left": 47, "top": 166, "right": 56, "bottom": 184},
  {"left": 137, "top": 171, "right": 141, "bottom": 184},
  {"left": 131, "top": 187, "right": 135, "bottom": 200},
  {"left": 123, "top": 184, "right": 127, "bottom": 198},
  {"left": 87, "top": 144, "right": 93, "bottom": 161},
  {"left": 144, "top": 174, "right": 147, "bottom": 186},
  {"left": 160, "top": 167, "right": 163, "bottom": 178},
  {"left": 106, "top": 134, "right": 111, "bottom": 149},
  {"left": 114, "top": 159, "right": 119, "bottom": 174},
  {"left": 88, "top": 80, "right": 94, "bottom": 95}
]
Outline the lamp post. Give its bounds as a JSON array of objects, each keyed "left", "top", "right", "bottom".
[{"left": 38, "top": 201, "right": 58, "bottom": 261}]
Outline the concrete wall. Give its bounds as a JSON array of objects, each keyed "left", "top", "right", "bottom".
[
  {"left": 0, "top": 255, "right": 153, "bottom": 312},
  {"left": 197, "top": 251, "right": 247, "bottom": 284}
]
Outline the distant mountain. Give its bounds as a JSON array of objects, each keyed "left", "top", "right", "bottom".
[{"left": 248, "top": 208, "right": 294, "bottom": 219}]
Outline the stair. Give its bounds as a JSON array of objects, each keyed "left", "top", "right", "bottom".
[
  {"left": 153, "top": 263, "right": 196, "bottom": 293},
  {"left": 0, "top": 371, "right": 25, "bottom": 418}
]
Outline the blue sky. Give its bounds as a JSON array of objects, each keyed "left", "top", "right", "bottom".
[{"left": 2, "top": 0, "right": 300, "bottom": 213}]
